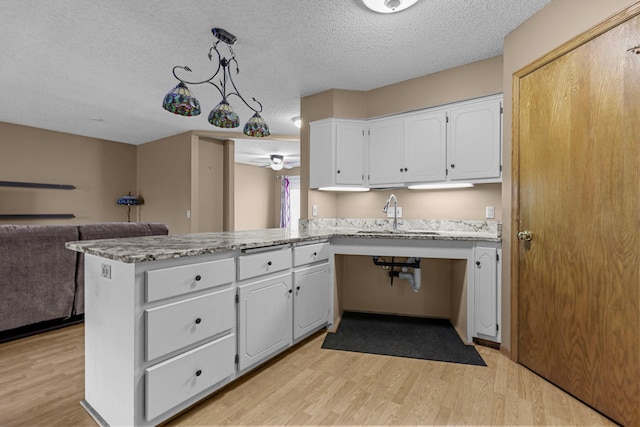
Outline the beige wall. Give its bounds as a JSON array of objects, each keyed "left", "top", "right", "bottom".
[
  {"left": 137, "top": 132, "right": 192, "bottom": 234},
  {"left": 0, "top": 122, "right": 136, "bottom": 225},
  {"left": 499, "top": 0, "right": 637, "bottom": 353},
  {"left": 234, "top": 163, "right": 277, "bottom": 231},
  {"left": 194, "top": 138, "right": 225, "bottom": 233}
]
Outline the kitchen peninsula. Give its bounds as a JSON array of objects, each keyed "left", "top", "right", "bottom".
[{"left": 67, "top": 218, "right": 501, "bottom": 427}]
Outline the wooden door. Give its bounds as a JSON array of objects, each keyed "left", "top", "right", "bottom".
[{"left": 516, "top": 12, "right": 640, "bottom": 426}]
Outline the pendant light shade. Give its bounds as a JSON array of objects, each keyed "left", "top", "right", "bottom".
[
  {"left": 208, "top": 100, "right": 240, "bottom": 128},
  {"left": 162, "top": 82, "right": 201, "bottom": 116},
  {"left": 163, "top": 28, "right": 270, "bottom": 137},
  {"left": 243, "top": 112, "right": 271, "bottom": 137}
]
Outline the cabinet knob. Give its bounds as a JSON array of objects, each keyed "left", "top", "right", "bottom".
[
  {"left": 400, "top": 168, "right": 403, "bottom": 172},
  {"left": 195, "top": 369, "right": 202, "bottom": 377},
  {"left": 450, "top": 164, "right": 455, "bottom": 168},
  {"left": 404, "top": 168, "right": 408, "bottom": 172},
  {"left": 288, "top": 289, "right": 293, "bottom": 294},
  {"left": 297, "top": 286, "right": 301, "bottom": 291},
  {"left": 267, "top": 261, "right": 272, "bottom": 266},
  {"left": 475, "top": 261, "right": 481, "bottom": 266},
  {"left": 195, "top": 317, "right": 202, "bottom": 324},
  {"left": 195, "top": 275, "right": 202, "bottom": 281},
  {"left": 337, "top": 170, "right": 341, "bottom": 174},
  {"left": 313, "top": 252, "right": 317, "bottom": 257}
]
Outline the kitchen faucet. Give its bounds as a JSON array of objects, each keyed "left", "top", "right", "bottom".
[{"left": 382, "top": 194, "right": 398, "bottom": 230}]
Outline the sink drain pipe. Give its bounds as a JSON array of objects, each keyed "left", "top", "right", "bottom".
[{"left": 372, "top": 256, "right": 422, "bottom": 292}]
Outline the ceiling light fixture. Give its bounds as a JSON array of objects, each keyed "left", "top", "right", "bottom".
[
  {"left": 362, "top": 0, "right": 419, "bottom": 14},
  {"left": 162, "top": 28, "right": 270, "bottom": 138},
  {"left": 292, "top": 116, "right": 302, "bottom": 129},
  {"left": 270, "top": 155, "right": 285, "bottom": 171}
]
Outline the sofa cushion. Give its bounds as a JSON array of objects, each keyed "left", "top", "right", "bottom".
[{"left": 0, "top": 225, "right": 79, "bottom": 332}]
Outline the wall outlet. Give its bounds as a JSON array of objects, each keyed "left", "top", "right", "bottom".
[
  {"left": 386, "top": 206, "right": 402, "bottom": 218},
  {"left": 312, "top": 205, "right": 318, "bottom": 217},
  {"left": 485, "top": 206, "right": 495, "bottom": 219},
  {"left": 186, "top": 209, "right": 191, "bottom": 219},
  {"left": 101, "top": 263, "right": 111, "bottom": 280}
]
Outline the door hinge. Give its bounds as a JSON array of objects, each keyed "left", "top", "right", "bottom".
[
  {"left": 496, "top": 324, "right": 499, "bottom": 332},
  {"left": 500, "top": 165, "right": 503, "bottom": 172},
  {"left": 500, "top": 106, "right": 503, "bottom": 114},
  {"left": 446, "top": 115, "right": 449, "bottom": 123},
  {"left": 235, "top": 354, "right": 239, "bottom": 364},
  {"left": 446, "top": 169, "right": 449, "bottom": 176},
  {"left": 496, "top": 253, "right": 500, "bottom": 261},
  {"left": 235, "top": 293, "right": 239, "bottom": 304}
]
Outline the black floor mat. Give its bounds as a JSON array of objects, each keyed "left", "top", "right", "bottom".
[{"left": 322, "top": 311, "right": 486, "bottom": 366}]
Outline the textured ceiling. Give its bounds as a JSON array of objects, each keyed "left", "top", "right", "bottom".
[{"left": 0, "top": 0, "right": 550, "bottom": 165}]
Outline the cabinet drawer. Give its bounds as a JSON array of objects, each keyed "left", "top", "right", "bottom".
[
  {"left": 145, "top": 334, "right": 235, "bottom": 421},
  {"left": 293, "top": 242, "right": 330, "bottom": 267},
  {"left": 237, "top": 247, "right": 292, "bottom": 281},
  {"left": 146, "top": 258, "right": 235, "bottom": 302},
  {"left": 146, "top": 288, "right": 235, "bottom": 361}
]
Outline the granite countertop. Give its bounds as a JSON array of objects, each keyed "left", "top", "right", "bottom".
[{"left": 66, "top": 218, "right": 501, "bottom": 263}]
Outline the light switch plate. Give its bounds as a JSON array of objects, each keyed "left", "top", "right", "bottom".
[
  {"left": 312, "top": 205, "right": 318, "bottom": 216},
  {"left": 485, "top": 206, "right": 495, "bottom": 219}
]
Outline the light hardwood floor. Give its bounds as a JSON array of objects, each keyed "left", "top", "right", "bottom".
[{"left": 0, "top": 324, "right": 616, "bottom": 426}]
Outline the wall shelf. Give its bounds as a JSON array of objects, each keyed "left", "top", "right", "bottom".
[
  {"left": 0, "top": 214, "right": 76, "bottom": 219},
  {"left": 0, "top": 180, "right": 76, "bottom": 190},
  {"left": 0, "top": 181, "right": 76, "bottom": 220}
]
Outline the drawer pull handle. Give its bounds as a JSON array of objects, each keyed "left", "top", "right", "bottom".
[
  {"left": 195, "top": 317, "right": 202, "bottom": 324},
  {"left": 195, "top": 275, "right": 202, "bottom": 281},
  {"left": 195, "top": 369, "right": 202, "bottom": 377},
  {"left": 313, "top": 252, "right": 317, "bottom": 257},
  {"left": 267, "top": 261, "right": 272, "bottom": 266}
]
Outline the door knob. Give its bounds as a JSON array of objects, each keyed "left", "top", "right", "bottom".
[{"left": 517, "top": 230, "right": 533, "bottom": 241}]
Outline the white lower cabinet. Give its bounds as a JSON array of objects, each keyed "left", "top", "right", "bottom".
[
  {"left": 145, "top": 334, "right": 235, "bottom": 421},
  {"left": 293, "top": 263, "right": 330, "bottom": 341},
  {"left": 237, "top": 272, "right": 293, "bottom": 371},
  {"left": 474, "top": 246, "right": 501, "bottom": 342}
]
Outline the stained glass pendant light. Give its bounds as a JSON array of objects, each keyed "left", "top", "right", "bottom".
[
  {"left": 162, "top": 82, "right": 201, "bottom": 116},
  {"left": 162, "top": 27, "right": 270, "bottom": 137},
  {"left": 243, "top": 112, "right": 270, "bottom": 137},
  {"left": 208, "top": 100, "right": 240, "bottom": 128}
]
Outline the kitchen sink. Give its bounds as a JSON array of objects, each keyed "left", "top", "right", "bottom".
[{"left": 357, "top": 230, "right": 440, "bottom": 235}]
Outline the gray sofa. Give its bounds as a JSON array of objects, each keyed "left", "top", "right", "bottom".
[{"left": 0, "top": 222, "right": 168, "bottom": 338}]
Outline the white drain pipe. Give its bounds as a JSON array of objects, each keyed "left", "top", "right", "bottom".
[{"left": 398, "top": 257, "right": 421, "bottom": 292}]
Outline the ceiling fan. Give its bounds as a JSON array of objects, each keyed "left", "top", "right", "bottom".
[{"left": 265, "top": 154, "right": 294, "bottom": 171}]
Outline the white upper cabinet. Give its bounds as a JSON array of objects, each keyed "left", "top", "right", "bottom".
[
  {"left": 309, "top": 94, "right": 502, "bottom": 190},
  {"left": 309, "top": 119, "right": 366, "bottom": 189},
  {"left": 447, "top": 97, "right": 502, "bottom": 182},
  {"left": 404, "top": 109, "right": 448, "bottom": 184},
  {"left": 368, "top": 117, "right": 405, "bottom": 185}
]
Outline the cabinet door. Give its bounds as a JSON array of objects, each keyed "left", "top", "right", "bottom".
[
  {"left": 293, "top": 263, "right": 330, "bottom": 340},
  {"left": 237, "top": 273, "right": 292, "bottom": 371},
  {"left": 309, "top": 120, "right": 334, "bottom": 189},
  {"left": 335, "top": 122, "right": 365, "bottom": 185},
  {"left": 404, "top": 110, "right": 447, "bottom": 183},
  {"left": 474, "top": 246, "right": 498, "bottom": 339},
  {"left": 368, "top": 117, "right": 405, "bottom": 185},
  {"left": 448, "top": 99, "right": 502, "bottom": 181}
]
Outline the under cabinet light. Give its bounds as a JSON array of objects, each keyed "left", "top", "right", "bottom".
[
  {"left": 318, "top": 187, "right": 370, "bottom": 192},
  {"left": 408, "top": 183, "right": 474, "bottom": 190}
]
